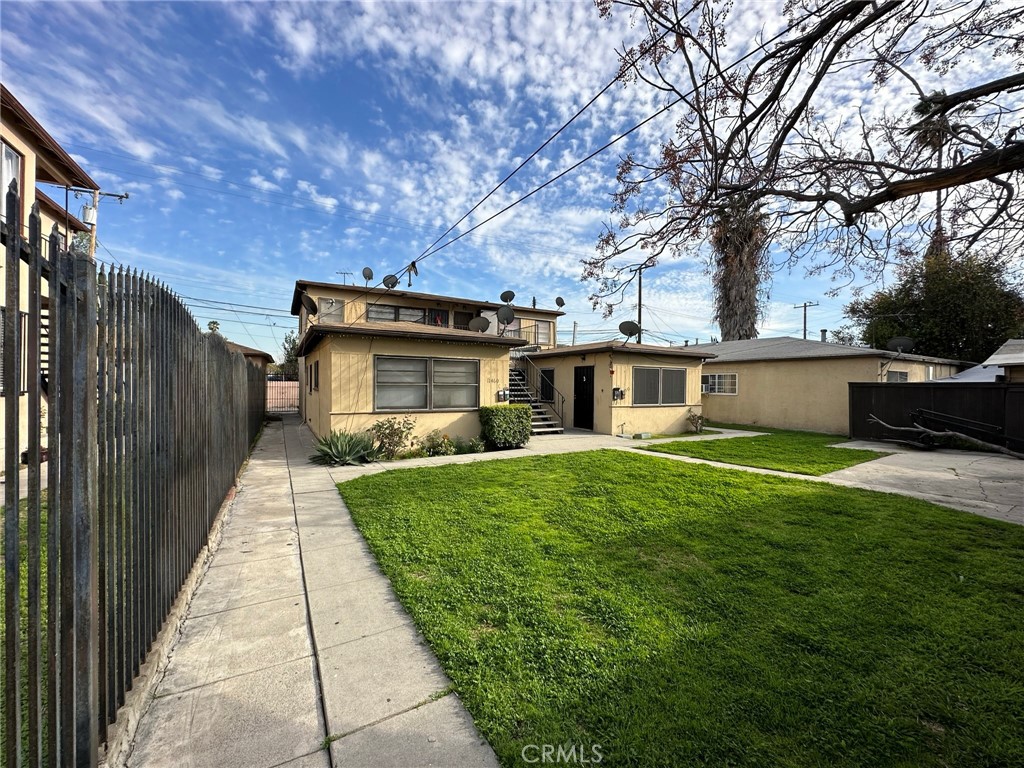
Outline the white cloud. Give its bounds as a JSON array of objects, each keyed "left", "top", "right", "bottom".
[
  {"left": 296, "top": 180, "right": 338, "bottom": 213},
  {"left": 248, "top": 173, "right": 281, "bottom": 192}
]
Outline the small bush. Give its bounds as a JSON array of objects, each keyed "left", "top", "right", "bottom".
[
  {"left": 310, "top": 430, "right": 378, "bottom": 466},
  {"left": 420, "top": 430, "right": 457, "bottom": 457},
  {"left": 479, "top": 405, "right": 531, "bottom": 449},
  {"left": 452, "top": 435, "right": 487, "bottom": 455},
  {"left": 371, "top": 414, "right": 416, "bottom": 459},
  {"left": 687, "top": 411, "right": 706, "bottom": 434}
]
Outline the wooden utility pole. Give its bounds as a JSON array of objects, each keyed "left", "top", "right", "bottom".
[{"left": 794, "top": 301, "right": 819, "bottom": 339}]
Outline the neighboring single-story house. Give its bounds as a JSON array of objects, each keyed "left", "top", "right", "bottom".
[
  {"left": 523, "top": 341, "right": 713, "bottom": 436},
  {"left": 980, "top": 338, "right": 1024, "bottom": 383},
  {"left": 689, "top": 336, "right": 965, "bottom": 434},
  {"left": 224, "top": 340, "right": 274, "bottom": 372},
  {"left": 290, "top": 280, "right": 563, "bottom": 441}
]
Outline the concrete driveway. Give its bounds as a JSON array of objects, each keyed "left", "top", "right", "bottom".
[{"left": 826, "top": 441, "right": 1023, "bottom": 525}]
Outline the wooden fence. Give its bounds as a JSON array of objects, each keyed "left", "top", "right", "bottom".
[
  {"left": 2, "top": 183, "right": 265, "bottom": 766},
  {"left": 848, "top": 381, "right": 1024, "bottom": 452}
]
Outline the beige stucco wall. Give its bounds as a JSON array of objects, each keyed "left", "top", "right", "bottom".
[
  {"left": 701, "top": 356, "right": 959, "bottom": 434},
  {"left": 0, "top": 121, "right": 61, "bottom": 461},
  {"left": 1, "top": 121, "right": 39, "bottom": 230},
  {"left": 302, "top": 335, "right": 512, "bottom": 441},
  {"left": 298, "top": 284, "right": 559, "bottom": 348},
  {"left": 531, "top": 350, "right": 703, "bottom": 435}
]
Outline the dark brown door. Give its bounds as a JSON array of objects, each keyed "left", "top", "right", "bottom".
[{"left": 574, "top": 365, "right": 594, "bottom": 430}]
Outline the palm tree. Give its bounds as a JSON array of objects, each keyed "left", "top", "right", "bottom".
[{"left": 709, "top": 198, "right": 769, "bottom": 340}]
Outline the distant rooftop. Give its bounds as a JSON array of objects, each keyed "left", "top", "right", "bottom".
[
  {"left": 689, "top": 336, "right": 965, "bottom": 366},
  {"left": 982, "top": 339, "right": 1024, "bottom": 368},
  {"left": 526, "top": 340, "right": 712, "bottom": 360}
]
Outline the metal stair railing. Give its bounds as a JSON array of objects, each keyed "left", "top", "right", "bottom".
[{"left": 512, "top": 355, "right": 566, "bottom": 429}]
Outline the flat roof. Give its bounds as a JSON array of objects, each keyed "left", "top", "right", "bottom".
[
  {"left": 297, "top": 320, "right": 529, "bottom": 356},
  {"left": 525, "top": 340, "right": 714, "bottom": 361},
  {"left": 291, "top": 279, "right": 565, "bottom": 317}
]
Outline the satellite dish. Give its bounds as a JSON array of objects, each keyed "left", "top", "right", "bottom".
[
  {"left": 886, "top": 336, "right": 915, "bottom": 353},
  {"left": 555, "top": 296, "right": 565, "bottom": 308},
  {"left": 496, "top": 305, "right": 515, "bottom": 325},
  {"left": 619, "top": 320, "right": 641, "bottom": 339},
  {"left": 468, "top": 317, "right": 490, "bottom": 333},
  {"left": 300, "top": 293, "right": 318, "bottom": 316},
  {"left": 382, "top": 274, "right": 399, "bottom": 289},
  {"left": 499, "top": 290, "right": 516, "bottom": 304},
  {"left": 361, "top": 266, "right": 373, "bottom": 282}
]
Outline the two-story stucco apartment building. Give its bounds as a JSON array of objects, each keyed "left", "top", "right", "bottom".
[
  {"left": 290, "top": 279, "right": 564, "bottom": 440},
  {"left": 291, "top": 278, "right": 720, "bottom": 441},
  {"left": 2, "top": 84, "right": 99, "bottom": 459}
]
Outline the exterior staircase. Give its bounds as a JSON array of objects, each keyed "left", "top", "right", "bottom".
[{"left": 509, "top": 366, "right": 563, "bottom": 435}]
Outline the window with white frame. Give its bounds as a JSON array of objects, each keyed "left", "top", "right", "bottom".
[
  {"left": 535, "top": 321, "right": 551, "bottom": 345},
  {"left": 1, "top": 142, "right": 23, "bottom": 226},
  {"left": 633, "top": 366, "right": 686, "bottom": 405},
  {"left": 375, "top": 356, "right": 479, "bottom": 411},
  {"left": 886, "top": 370, "right": 909, "bottom": 382},
  {"left": 701, "top": 372, "right": 737, "bottom": 394}
]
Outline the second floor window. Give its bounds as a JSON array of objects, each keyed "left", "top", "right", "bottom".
[
  {"left": 367, "top": 304, "right": 426, "bottom": 324},
  {"left": 1, "top": 142, "right": 23, "bottom": 227}
]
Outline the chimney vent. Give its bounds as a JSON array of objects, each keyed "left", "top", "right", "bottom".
[{"left": 820, "top": 329, "right": 828, "bottom": 343}]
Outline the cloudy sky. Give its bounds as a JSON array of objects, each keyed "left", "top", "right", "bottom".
[{"left": 0, "top": 0, "right": 971, "bottom": 357}]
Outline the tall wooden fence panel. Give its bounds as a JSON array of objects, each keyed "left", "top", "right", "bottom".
[
  {"left": 848, "top": 381, "right": 1024, "bottom": 451},
  {"left": 2, "top": 183, "right": 265, "bottom": 767}
]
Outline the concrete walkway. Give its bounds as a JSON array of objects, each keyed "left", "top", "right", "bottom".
[
  {"left": 124, "top": 416, "right": 1021, "bottom": 767},
  {"left": 125, "top": 416, "right": 499, "bottom": 768}
]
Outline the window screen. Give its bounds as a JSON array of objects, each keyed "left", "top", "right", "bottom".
[
  {"left": 376, "top": 356, "right": 479, "bottom": 410},
  {"left": 633, "top": 368, "right": 661, "bottom": 405},
  {"left": 662, "top": 368, "right": 686, "bottom": 404},
  {"left": 376, "top": 357, "right": 429, "bottom": 409}
]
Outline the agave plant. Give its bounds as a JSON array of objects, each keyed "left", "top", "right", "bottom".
[{"left": 310, "top": 430, "right": 379, "bottom": 466}]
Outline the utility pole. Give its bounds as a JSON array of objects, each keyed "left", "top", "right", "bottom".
[
  {"left": 794, "top": 301, "right": 819, "bottom": 339},
  {"left": 572, "top": 321, "right": 578, "bottom": 345},
  {"left": 77, "top": 187, "right": 129, "bottom": 263},
  {"left": 630, "top": 262, "right": 650, "bottom": 344}
]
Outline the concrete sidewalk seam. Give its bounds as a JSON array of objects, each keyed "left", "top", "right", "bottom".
[
  {"left": 185, "top": 589, "right": 307, "bottom": 619},
  {"left": 284, "top": 422, "right": 336, "bottom": 768},
  {"left": 150, "top": 651, "right": 316, "bottom": 699},
  {"left": 313, "top": 619, "right": 415, "bottom": 653},
  {"left": 327, "top": 689, "right": 455, "bottom": 743}
]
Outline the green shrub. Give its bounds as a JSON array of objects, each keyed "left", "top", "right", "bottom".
[
  {"left": 452, "top": 435, "right": 487, "bottom": 455},
  {"left": 420, "top": 430, "right": 457, "bottom": 457},
  {"left": 479, "top": 405, "right": 531, "bottom": 449},
  {"left": 310, "top": 430, "right": 379, "bottom": 466},
  {"left": 371, "top": 414, "right": 416, "bottom": 459}
]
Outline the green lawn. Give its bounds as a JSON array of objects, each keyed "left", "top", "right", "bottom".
[
  {"left": 643, "top": 426, "right": 888, "bottom": 475},
  {"left": 340, "top": 451, "right": 1024, "bottom": 768}
]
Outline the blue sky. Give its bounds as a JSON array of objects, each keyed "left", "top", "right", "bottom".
[{"left": 2, "top": 1, "right": 952, "bottom": 359}]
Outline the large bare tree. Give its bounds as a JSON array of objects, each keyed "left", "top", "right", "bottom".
[{"left": 584, "top": 0, "right": 1024, "bottom": 314}]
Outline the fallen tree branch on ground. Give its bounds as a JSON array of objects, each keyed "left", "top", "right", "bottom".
[{"left": 867, "top": 414, "right": 1024, "bottom": 460}]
